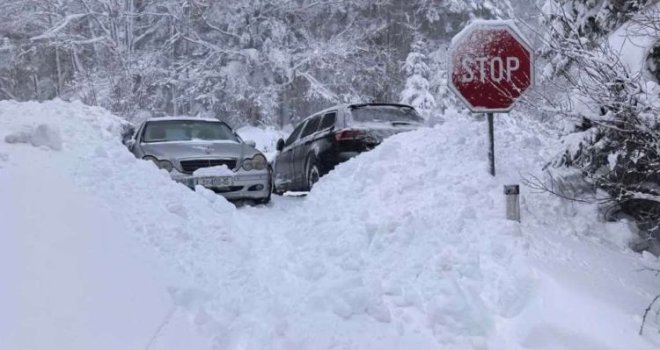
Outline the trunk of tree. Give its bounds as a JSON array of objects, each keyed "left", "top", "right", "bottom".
[{"left": 55, "top": 47, "right": 63, "bottom": 97}]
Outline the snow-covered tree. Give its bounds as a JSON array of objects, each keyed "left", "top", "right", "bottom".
[
  {"left": 540, "top": 0, "right": 655, "bottom": 77},
  {"left": 400, "top": 39, "right": 436, "bottom": 120},
  {"left": 0, "top": 0, "right": 513, "bottom": 125},
  {"left": 538, "top": 0, "right": 660, "bottom": 247}
]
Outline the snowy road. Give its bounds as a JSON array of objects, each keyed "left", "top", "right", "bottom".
[{"left": 2, "top": 100, "right": 660, "bottom": 350}]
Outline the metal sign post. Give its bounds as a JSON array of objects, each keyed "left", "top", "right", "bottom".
[
  {"left": 487, "top": 112, "right": 495, "bottom": 176},
  {"left": 447, "top": 21, "right": 535, "bottom": 177}
]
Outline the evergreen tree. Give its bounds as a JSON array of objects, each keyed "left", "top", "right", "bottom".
[{"left": 400, "top": 39, "right": 436, "bottom": 120}]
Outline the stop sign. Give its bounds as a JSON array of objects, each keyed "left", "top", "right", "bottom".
[{"left": 448, "top": 21, "right": 534, "bottom": 112}]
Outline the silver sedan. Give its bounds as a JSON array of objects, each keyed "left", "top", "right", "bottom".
[{"left": 127, "top": 117, "right": 271, "bottom": 204}]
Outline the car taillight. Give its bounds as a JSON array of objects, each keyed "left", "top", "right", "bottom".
[{"left": 335, "top": 129, "right": 366, "bottom": 141}]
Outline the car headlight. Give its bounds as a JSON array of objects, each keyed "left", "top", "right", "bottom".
[
  {"left": 252, "top": 154, "right": 267, "bottom": 170},
  {"left": 157, "top": 160, "right": 174, "bottom": 172},
  {"left": 242, "top": 154, "right": 267, "bottom": 171},
  {"left": 143, "top": 156, "right": 173, "bottom": 172},
  {"left": 242, "top": 158, "right": 253, "bottom": 171}
]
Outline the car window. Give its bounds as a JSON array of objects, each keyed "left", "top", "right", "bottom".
[
  {"left": 350, "top": 105, "right": 423, "bottom": 123},
  {"left": 142, "top": 120, "right": 238, "bottom": 143},
  {"left": 318, "top": 112, "right": 336, "bottom": 131},
  {"left": 300, "top": 115, "right": 321, "bottom": 138},
  {"left": 285, "top": 121, "right": 306, "bottom": 146}
]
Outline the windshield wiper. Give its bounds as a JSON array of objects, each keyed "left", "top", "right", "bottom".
[{"left": 391, "top": 121, "right": 415, "bottom": 126}]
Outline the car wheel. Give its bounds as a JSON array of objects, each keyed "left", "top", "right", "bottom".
[
  {"left": 271, "top": 166, "right": 285, "bottom": 195},
  {"left": 306, "top": 156, "right": 321, "bottom": 191}
]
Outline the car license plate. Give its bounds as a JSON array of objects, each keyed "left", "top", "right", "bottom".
[{"left": 196, "top": 176, "right": 233, "bottom": 187}]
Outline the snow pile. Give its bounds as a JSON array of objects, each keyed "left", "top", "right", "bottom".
[
  {"left": 0, "top": 171, "right": 208, "bottom": 350},
  {"left": 302, "top": 122, "right": 531, "bottom": 338},
  {"left": 237, "top": 114, "right": 659, "bottom": 349},
  {"left": 0, "top": 100, "right": 217, "bottom": 350},
  {"left": 4, "top": 123, "right": 63, "bottom": 150},
  {"left": 2, "top": 100, "right": 659, "bottom": 349}
]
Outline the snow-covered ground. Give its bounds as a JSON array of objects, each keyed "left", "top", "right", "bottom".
[{"left": 1, "top": 100, "right": 659, "bottom": 349}]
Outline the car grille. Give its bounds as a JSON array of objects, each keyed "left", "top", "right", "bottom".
[{"left": 180, "top": 159, "right": 237, "bottom": 173}]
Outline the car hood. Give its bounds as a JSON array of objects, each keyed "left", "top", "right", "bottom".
[{"left": 140, "top": 140, "right": 258, "bottom": 160}]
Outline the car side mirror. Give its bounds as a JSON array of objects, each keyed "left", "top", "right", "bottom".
[
  {"left": 125, "top": 139, "right": 136, "bottom": 151},
  {"left": 276, "top": 138, "right": 285, "bottom": 152},
  {"left": 245, "top": 139, "right": 257, "bottom": 148}
]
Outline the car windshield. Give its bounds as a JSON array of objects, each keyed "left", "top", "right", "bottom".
[
  {"left": 350, "top": 105, "right": 423, "bottom": 123},
  {"left": 142, "top": 120, "right": 238, "bottom": 143}
]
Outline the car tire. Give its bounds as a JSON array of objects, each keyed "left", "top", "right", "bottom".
[
  {"left": 305, "top": 156, "right": 321, "bottom": 191},
  {"left": 271, "top": 165, "right": 285, "bottom": 195}
]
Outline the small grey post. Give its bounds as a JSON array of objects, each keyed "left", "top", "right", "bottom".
[
  {"left": 504, "top": 185, "right": 520, "bottom": 222},
  {"left": 487, "top": 113, "right": 495, "bottom": 176}
]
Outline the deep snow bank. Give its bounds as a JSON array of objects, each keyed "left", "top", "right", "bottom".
[
  {"left": 1, "top": 100, "right": 659, "bottom": 349},
  {"left": 0, "top": 100, "right": 215, "bottom": 350},
  {"left": 241, "top": 114, "right": 660, "bottom": 349}
]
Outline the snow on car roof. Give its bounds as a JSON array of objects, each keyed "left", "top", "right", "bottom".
[{"left": 145, "top": 116, "right": 222, "bottom": 123}]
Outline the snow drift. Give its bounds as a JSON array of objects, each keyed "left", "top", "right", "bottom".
[
  {"left": 0, "top": 100, "right": 215, "bottom": 350},
  {"left": 1, "top": 100, "right": 659, "bottom": 349}
]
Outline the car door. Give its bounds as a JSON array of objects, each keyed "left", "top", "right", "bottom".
[
  {"left": 274, "top": 120, "right": 306, "bottom": 190},
  {"left": 292, "top": 115, "right": 322, "bottom": 188},
  {"left": 314, "top": 111, "right": 337, "bottom": 167}
]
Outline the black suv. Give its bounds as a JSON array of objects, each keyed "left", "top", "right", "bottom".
[{"left": 272, "top": 103, "right": 424, "bottom": 192}]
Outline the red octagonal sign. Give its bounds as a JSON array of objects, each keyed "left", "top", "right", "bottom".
[{"left": 448, "top": 21, "right": 534, "bottom": 113}]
